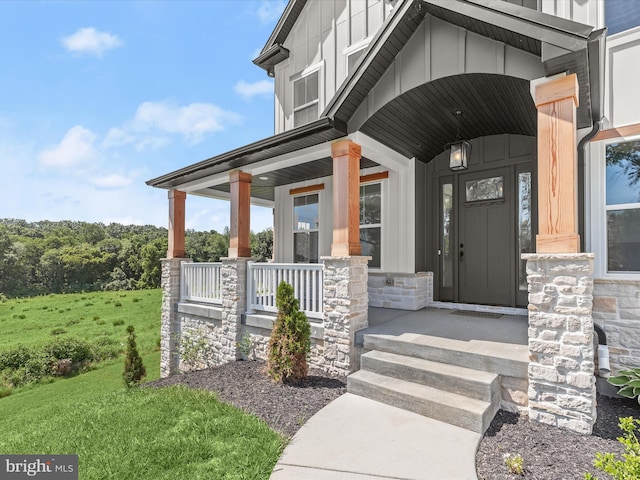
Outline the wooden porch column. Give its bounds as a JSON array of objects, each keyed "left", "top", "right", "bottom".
[
  {"left": 331, "top": 140, "right": 362, "bottom": 256},
  {"left": 228, "top": 171, "right": 252, "bottom": 258},
  {"left": 167, "top": 189, "right": 186, "bottom": 259},
  {"left": 535, "top": 74, "right": 580, "bottom": 253}
]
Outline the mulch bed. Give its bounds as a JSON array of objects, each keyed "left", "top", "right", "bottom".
[
  {"left": 147, "top": 360, "right": 346, "bottom": 438},
  {"left": 148, "top": 361, "right": 640, "bottom": 478},
  {"left": 476, "top": 395, "right": 640, "bottom": 479}
]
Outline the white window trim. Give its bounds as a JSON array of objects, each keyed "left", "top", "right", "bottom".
[
  {"left": 290, "top": 61, "right": 324, "bottom": 128},
  {"left": 292, "top": 191, "right": 321, "bottom": 263},
  {"left": 360, "top": 179, "right": 383, "bottom": 271},
  {"left": 343, "top": 38, "right": 371, "bottom": 75},
  {"left": 588, "top": 134, "right": 640, "bottom": 279}
]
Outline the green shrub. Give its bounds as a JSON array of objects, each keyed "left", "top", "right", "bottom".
[
  {"left": 267, "top": 281, "right": 311, "bottom": 383},
  {"left": 585, "top": 417, "right": 640, "bottom": 479},
  {"left": 43, "top": 337, "right": 93, "bottom": 364},
  {"left": 93, "top": 315, "right": 100, "bottom": 321},
  {"left": 0, "top": 386, "right": 11, "bottom": 398},
  {"left": 132, "top": 298, "right": 140, "bottom": 303},
  {"left": 0, "top": 344, "right": 33, "bottom": 370},
  {"left": 114, "top": 301, "right": 123, "bottom": 307},
  {"left": 17, "top": 314, "right": 26, "bottom": 320},
  {"left": 113, "top": 319, "right": 125, "bottom": 326},
  {"left": 123, "top": 326, "right": 145, "bottom": 388},
  {"left": 608, "top": 369, "right": 640, "bottom": 402},
  {"left": 50, "top": 327, "right": 67, "bottom": 336},
  {"left": 92, "top": 336, "right": 122, "bottom": 361}
]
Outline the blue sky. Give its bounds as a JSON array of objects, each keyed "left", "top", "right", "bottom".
[{"left": 0, "top": 0, "right": 285, "bottom": 232}]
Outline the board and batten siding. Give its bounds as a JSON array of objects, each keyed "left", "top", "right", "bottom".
[
  {"left": 274, "top": 0, "right": 394, "bottom": 134},
  {"left": 274, "top": 162, "right": 416, "bottom": 274},
  {"left": 539, "top": 0, "right": 604, "bottom": 29},
  {"left": 348, "top": 14, "right": 545, "bottom": 133}
]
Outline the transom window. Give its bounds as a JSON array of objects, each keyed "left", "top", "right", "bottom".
[
  {"left": 293, "top": 193, "right": 319, "bottom": 263},
  {"left": 605, "top": 140, "right": 640, "bottom": 272},
  {"left": 360, "top": 183, "right": 381, "bottom": 268},
  {"left": 293, "top": 71, "right": 319, "bottom": 128}
]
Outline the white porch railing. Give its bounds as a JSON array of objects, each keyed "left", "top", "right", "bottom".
[
  {"left": 180, "top": 262, "right": 223, "bottom": 304},
  {"left": 246, "top": 262, "right": 324, "bottom": 320}
]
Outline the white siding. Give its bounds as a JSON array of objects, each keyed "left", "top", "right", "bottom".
[
  {"left": 348, "top": 15, "right": 545, "bottom": 132},
  {"left": 540, "top": 0, "right": 605, "bottom": 29},
  {"left": 605, "top": 28, "right": 640, "bottom": 128},
  {"left": 273, "top": 162, "right": 416, "bottom": 273},
  {"left": 274, "top": 0, "right": 393, "bottom": 134}
]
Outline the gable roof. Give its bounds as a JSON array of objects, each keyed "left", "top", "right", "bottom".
[{"left": 148, "top": 0, "right": 604, "bottom": 191}]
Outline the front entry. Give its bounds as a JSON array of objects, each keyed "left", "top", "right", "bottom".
[
  {"left": 458, "top": 168, "right": 512, "bottom": 305},
  {"left": 432, "top": 135, "right": 536, "bottom": 308}
]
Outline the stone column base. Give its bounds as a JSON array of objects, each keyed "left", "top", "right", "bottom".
[
  {"left": 523, "top": 253, "right": 596, "bottom": 434},
  {"left": 160, "top": 258, "right": 191, "bottom": 377},
  {"left": 322, "top": 256, "right": 369, "bottom": 376}
]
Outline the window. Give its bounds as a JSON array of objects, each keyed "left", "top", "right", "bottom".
[
  {"left": 605, "top": 140, "right": 640, "bottom": 272},
  {"left": 360, "top": 183, "right": 381, "bottom": 268},
  {"left": 293, "top": 194, "right": 319, "bottom": 263},
  {"left": 293, "top": 71, "right": 319, "bottom": 128},
  {"left": 347, "top": 48, "right": 366, "bottom": 75},
  {"left": 606, "top": 0, "right": 640, "bottom": 36}
]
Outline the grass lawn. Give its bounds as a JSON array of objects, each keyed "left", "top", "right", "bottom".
[{"left": 0, "top": 291, "right": 284, "bottom": 479}]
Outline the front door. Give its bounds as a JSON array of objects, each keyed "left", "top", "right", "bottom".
[
  {"left": 437, "top": 164, "right": 534, "bottom": 307},
  {"left": 458, "top": 168, "right": 512, "bottom": 305}
]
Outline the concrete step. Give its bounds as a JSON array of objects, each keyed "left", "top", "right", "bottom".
[
  {"left": 363, "top": 333, "right": 528, "bottom": 379},
  {"left": 360, "top": 350, "right": 499, "bottom": 402},
  {"left": 347, "top": 370, "right": 498, "bottom": 433}
]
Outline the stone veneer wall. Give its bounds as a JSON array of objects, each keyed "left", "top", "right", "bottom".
[
  {"left": 240, "top": 315, "right": 325, "bottom": 368},
  {"left": 322, "top": 256, "right": 369, "bottom": 376},
  {"left": 524, "top": 253, "right": 597, "bottom": 435},
  {"left": 593, "top": 279, "right": 640, "bottom": 374},
  {"left": 368, "top": 272, "right": 433, "bottom": 310},
  {"left": 160, "top": 258, "right": 187, "bottom": 377}
]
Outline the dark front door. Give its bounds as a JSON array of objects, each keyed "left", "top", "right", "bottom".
[
  {"left": 458, "top": 168, "right": 512, "bottom": 305},
  {"left": 437, "top": 164, "right": 534, "bottom": 307}
]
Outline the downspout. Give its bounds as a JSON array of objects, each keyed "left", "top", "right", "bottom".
[{"left": 579, "top": 28, "right": 608, "bottom": 378}]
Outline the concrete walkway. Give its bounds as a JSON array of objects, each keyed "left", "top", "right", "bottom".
[{"left": 270, "top": 393, "right": 481, "bottom": 480}]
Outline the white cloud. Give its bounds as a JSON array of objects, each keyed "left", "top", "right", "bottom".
[
  {"left": 89, "top": 173, "right": 133, "bottom": 188},
  {"left": 102, "top": 127, "right": 135, "bottom": 149},
  {"left": 234, "top": 79, "right": 273, "bottom": 100},
  {"left": 103, "top": 100, "right": 241, "bottom": 150},
  {"left": 256, "top": 0, "right": 286, "bottom": 24},
  {"left": 134, "top": 101, "right": 239, "bottom": 143},
  {"left": 39, "top": 126, "right": 99, "bottom": 168},
  {"left": 61, "top": 27, "right": 123, "bottom": 57}
]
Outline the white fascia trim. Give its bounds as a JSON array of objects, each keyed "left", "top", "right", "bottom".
[
  {"left": 190, "top": 189, "right": 275, "bottom": 209},
  {"left": 178, "top": 142, "right": 332, "bottom": 193},
  {"left": 350, "top": 131, "right": 412, "bottom": 171}
]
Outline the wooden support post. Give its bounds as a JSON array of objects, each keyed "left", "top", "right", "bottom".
[
  {"left": 331, "top": 140, "right": 362, "bottom": 256},
  {"left": 535, "top": 74, "right": 580, "bottom": 253},
  {"left": 228, "top": 171, "right": 252, "bottom": 258},
  {"left": 167, "top": 190, "right": 186, "bottom": 259}
]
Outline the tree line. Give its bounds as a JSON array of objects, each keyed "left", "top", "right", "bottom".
[{"left": 0, "top": 219, "right": 273, "bottom": 298}]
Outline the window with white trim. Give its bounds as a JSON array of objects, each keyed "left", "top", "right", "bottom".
[
  {"left": 360, "top": 183, "right": 381, "bottom": 268},
  {"left": 605, "top": 139, "right": 640, "bottom": 272},
  {"left": 293, "top": 193, "right": 319, "bottom": 263},
  {"left": 293, "top": 71, "right": 319, "bottom": 128},
  {"left": 347, "top": 48, "right": 366, "bottom": 75}
]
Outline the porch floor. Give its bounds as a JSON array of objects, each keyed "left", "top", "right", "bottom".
[{"left": 357, "top": 307, "right": 528, "bottom": 348}]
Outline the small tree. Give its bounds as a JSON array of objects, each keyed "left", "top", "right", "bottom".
[
  {"left": 123, "top": 325, "right": 146, "bottom": 388},
  {"left": 267, "top": 281, "right": 311, "bottom": 382}
]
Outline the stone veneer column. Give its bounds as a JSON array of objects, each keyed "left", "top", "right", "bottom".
[
  {"left": 220, "top": 257, "right": 250, "bottom": 362},
  {"left": 160, "top": 258, "right": 190, "bottom": 377},
  {"left": 524, "top": 253, "right": 596, "bottom": 434},
  {"left": 322, "top": 256, "right": 369, "bottom": 376}
]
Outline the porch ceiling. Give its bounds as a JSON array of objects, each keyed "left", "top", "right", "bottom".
[
  {"left": 360, "top": 73, "right": 536, "bottom": 162},
  {"left": 201, "top": 156, "right": 379, "bottom": 202}
]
